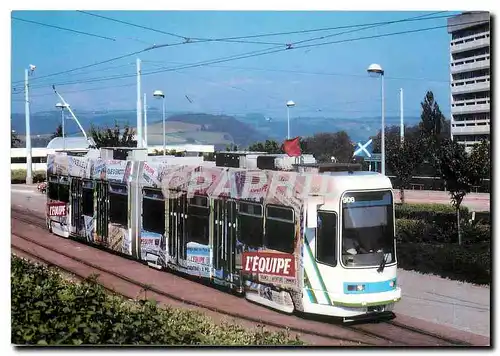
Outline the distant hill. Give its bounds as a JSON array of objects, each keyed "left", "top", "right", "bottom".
[
  {"left": 10, "top": 110, "right": 267, "bottom": 149},
  {"left": 236, "top": 114, "right": 421, "bottom": 143},
  {"left": 11, "top": 109, "right": 420, "bottom": 148}
]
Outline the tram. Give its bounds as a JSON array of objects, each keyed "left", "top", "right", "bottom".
[{"left": 45, "top": 147, "right": 401, "bottom": 319}]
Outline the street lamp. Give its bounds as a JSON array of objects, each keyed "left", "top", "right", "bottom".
[
  {"left": 153, "top": 90, "right": 166, "bottom": 155},
  {"left": 55, "top": 102, "right": 67, "bottom": 150},
  {"left": 25, "top": 64, "right": 36, "bottom": 185},
  {"left": 367, "top": 63, "right": 385, "bottom": 176},
  {"left": 286, "top": 100, "right": 295, "bottom": 139}
]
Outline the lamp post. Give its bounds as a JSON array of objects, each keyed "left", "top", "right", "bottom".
[
  {"left": 25, "top": 64, "right": 36, "bottom": 185},
  {"left": 153, "top": 90, "right": 166, "bottom": 155},
  {"left": 55, "top": 102, "right": 67, "bottom": 150},
  {"left": 286, "top": 100, "right": 295, "bottom": 139},
  {"left": 367, "top": 63, "right": 385, "bottom": 176}
]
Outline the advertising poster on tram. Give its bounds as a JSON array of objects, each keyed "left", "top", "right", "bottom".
[
  {"left": 140, "top": 229, "right": 167, "bottom": 267},
  {"left": 67, "top": 156, "right": 90, "bottom": 178},
  {"left": 185, "top": 242, "right": 211, "bottom": 277}
]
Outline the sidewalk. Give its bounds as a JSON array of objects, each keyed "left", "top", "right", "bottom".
[{"left": 393, "top": 269, "right": 490, "bottom": 337}]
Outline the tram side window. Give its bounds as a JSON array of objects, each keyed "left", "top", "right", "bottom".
[
  {"left": 109, "top": 188, "right": 128, "bottom": 226},
  {"left": 316, "top": 211, "right": 337, "bottom": 266},
  {"left": 47, "top": 180, "right": 69, "bottom": 203},
  {"left": 265, "top": 205, "right": 295, "bottom": 254},
  {"left": 82, "top": 187, "right": 94, "bottom": 217},
  {"left": 48, "top": 182, "right": 59, "bottom": 200},
  {"left": 58, "top": 184, "right": 70, "bottom": 203},
  {"left": 238, "top": 202, "right": 264, "bottom": 248},
  {"left": 142, "top": 190, "right": 166, "bottom": 235},
  {"left": 187, "top": 196, "right": 209, "bottom": 245}
]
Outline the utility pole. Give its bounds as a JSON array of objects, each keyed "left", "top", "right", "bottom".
[
  {"left": 136, "top": 58, "right": 143, "bottom": 148},
  {"left": 143, "top": 93, "right": 148, "bottom": 149},
  {"left": 400, "top": 88, "right": 404, "bottom": 144},
  {"left": 24, "top": 68, "right": 32, "bottom": 185}
]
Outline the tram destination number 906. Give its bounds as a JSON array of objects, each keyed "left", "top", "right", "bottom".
[{"left": 342, "top": 196, "right": 356, "bottom": 204}]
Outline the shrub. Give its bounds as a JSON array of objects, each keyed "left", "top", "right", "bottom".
[
  {"left": 11, "top": 170, "right": 46, "bottom": 184},
  {"left": 397, "top": 242, "right": 490, "bottom": 285},
  {"left": 11, "top": 255, "right": 303, "bottom": 346},
  {"left": 473, "top": 211, "right": 490, "bottom": 225},
  {"left": 396, "top": 218, "right": 457, "bottom": 244},
  {"left": 396, "top": 203, "right": 470, "bottom": 221},
  {"left": 461, "top": 221, "right": 491, "bottom": 245}
]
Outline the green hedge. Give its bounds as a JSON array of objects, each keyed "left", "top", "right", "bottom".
[
  {"left": 397, "top": 242, "right": 490, "bottom": 285},
  {"left": 11, "top": 255, "right": 303, "bottom": 346},
  {"left": 473, "top": 211, "right": 490, "bottom": 225},
  {"left": 396, "top": 218, "right": 490, "bottom": 244},
  {"left": 395, "top": 203, "right": 470, "bottom": 230},
  {"left": 11, "top": 170, "right": 46, "bottom": 184}
]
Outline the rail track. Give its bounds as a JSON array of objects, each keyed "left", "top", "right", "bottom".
[{"left": 11, "top": 207, "right": 475, "bottom": 346}]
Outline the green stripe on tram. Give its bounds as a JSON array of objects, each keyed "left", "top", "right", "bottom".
[
  {"left": 303, "top": 234, "right": 333, "bottom": 306},
  {"left": 303, "top": 270, "right": 318, "bottom": 304}
]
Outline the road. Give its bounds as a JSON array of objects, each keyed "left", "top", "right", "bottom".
[
  {"left": 10, "top": 184, "right": 490, "bottom": 338},
  {"left": 393, "top": 189, "right": 490, "bottom": 211}
]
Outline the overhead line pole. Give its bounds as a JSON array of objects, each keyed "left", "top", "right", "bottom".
[
  {"left": 25, "top": 68, "right": 32, "bottom": 185},
  {"left": 143, "top": 93, "right": 148, "bottom": 149},
  {"left": 136, "top": 58, "right": 143, "bottom": 148}
]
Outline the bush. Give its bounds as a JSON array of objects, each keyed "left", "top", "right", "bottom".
[
  {"left": 11, "top": 170, "right": 46, "bottom": 184},
  {"left": 396, "top": 218, "right": 490, "bottom": 245},
  {"left": 461, "top": 221, "right": 491, "bottom": 245},
  {"left": 473, "top": 211, "right": 490, "bottom": 225},
  {"left": 396, "top": 203, "right": 470, "bottom": 220},
  {"left": 397, "top": 242, "right": 490, "bottom": 285},
  {"left": 395, "top": 203, "right": 471, "bottom": 242},
  {"left": 11, "top": 255, "right": 303, "bottom": 346}
]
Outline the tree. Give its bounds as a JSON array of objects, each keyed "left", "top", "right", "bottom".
[
  {"left": 437, "top": 139, "right": 489, "bottom": 244},
  {"left": 89, "top": 122, "right": 137, "bottom": 148},
  {"left": 303, "top": 131, "right": 354, "bottom": 163},
  {"left": 386, "top": 135, "right": 423, "bottom": 203},
  {"left": 418, "top": 91, "right": 448, "bottom": 174},
  {"left": 225, "top": 144, "right": 238, "bottom": 151},
  {"left": 11, "top": 131, "right": 21, "bottom": 148},
  {"left": 248, "top": 139, "right": 283, "bottom": 154},
  {"left": 51, "top": 124, "right": 63, "bottom": 140}
]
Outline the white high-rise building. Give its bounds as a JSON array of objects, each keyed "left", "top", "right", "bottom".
[{"left": 447, "top": 11, "right": 490, "bottom": 150}]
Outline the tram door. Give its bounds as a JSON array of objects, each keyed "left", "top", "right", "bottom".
[
  {"left": 95, "top": 181, "right": 109, "bottom": 245},
  {"left": 70, "top": 178, "right": 83, "bottom": 237},
  {"left": 167, "top": 194, "right": 188, "bottom": 265},
  {"left": 213, "top": 199, "right": 238, "bottom": 285}
]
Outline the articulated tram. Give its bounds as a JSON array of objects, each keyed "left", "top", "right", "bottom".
[{"left": 45, "top": 147, "right": 401, "bottom": 319}]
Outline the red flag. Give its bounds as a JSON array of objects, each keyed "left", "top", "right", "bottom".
[{"left": 283, "top": 137, "right": 302, "bottom": 157}]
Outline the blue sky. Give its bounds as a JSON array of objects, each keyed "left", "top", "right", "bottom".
[{"left": 11, "top": 10, "right": 459, "bottom": 120}]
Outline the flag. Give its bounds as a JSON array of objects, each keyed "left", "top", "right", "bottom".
[{"left": 282, "top": 137, "right": 301, "bottom": 157}]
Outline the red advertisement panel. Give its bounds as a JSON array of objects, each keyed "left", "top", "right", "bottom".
[
  {"left": 48, "top": 203, "right": 67, "bottom": 217},
  {"left": 242, "top": 252, "right": 296, "bottom": 277}
]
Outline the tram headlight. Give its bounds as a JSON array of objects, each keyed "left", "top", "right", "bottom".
[
  {"left": 389, "top": 280, "right": 396, "bottom": 288},
  {"left": 347, "top": 284, "right": 365, "bottom": 292}
]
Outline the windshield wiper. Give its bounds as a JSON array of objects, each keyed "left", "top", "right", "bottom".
[{"left": 377, "top": 253, "right": 387, "bottom": 273}]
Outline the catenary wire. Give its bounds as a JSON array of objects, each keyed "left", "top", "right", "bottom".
[{"left": 11, "top": 16, "right": 117, "bottom": 41}]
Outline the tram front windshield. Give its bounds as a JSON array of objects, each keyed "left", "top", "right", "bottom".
[{"left": 341, "top": 190, "right": 395, "bottom": 267}]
